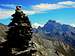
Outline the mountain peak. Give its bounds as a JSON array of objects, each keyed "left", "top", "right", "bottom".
[
  {"left": 37, "top": 20, "right": 75, "bottom": 47},
  {"left": 48, "top": 20, "right": 56, "bottom": 23}
]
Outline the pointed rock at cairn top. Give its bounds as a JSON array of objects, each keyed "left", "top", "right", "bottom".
[
  {"left": 16, "top": 6, "right": 21, "bottom": 10},
  {"left": 16, "top": 6, "right": 22, "bottom": 13}
]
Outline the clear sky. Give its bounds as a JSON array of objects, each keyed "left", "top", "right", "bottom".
[{"left": 0, "top": 0, "right": 75, "bottom": 27}]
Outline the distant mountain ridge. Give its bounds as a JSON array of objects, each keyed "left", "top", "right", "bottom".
[{"left": 35, "top": 20, "right": 75, "bottom": 48}]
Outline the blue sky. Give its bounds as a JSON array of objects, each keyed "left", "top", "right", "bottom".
[{"left": 0, "top": 0, "right": 75, "bottom": 28}]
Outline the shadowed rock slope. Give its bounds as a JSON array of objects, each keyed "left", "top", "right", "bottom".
[{"left": 32, "top": 33, "right": 75, "bottom": 56}]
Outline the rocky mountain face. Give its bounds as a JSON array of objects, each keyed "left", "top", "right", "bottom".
[
  {"left": 0, "top": 23, "right": 75, "bottom": 56},
  {"left": 34, "top": 20, "right": 75, "bottom": 48},
  {"left": 0, "top": 24, "right": 7, "bottom": 43}
]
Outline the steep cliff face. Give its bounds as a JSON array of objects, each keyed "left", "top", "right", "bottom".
[{"left": 35, "top": 20, "right": 75, "bottom": 48}]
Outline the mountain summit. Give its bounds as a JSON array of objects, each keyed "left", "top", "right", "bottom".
[{"left": 36, "top": 20, "right": 75, "bottom": 48}]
